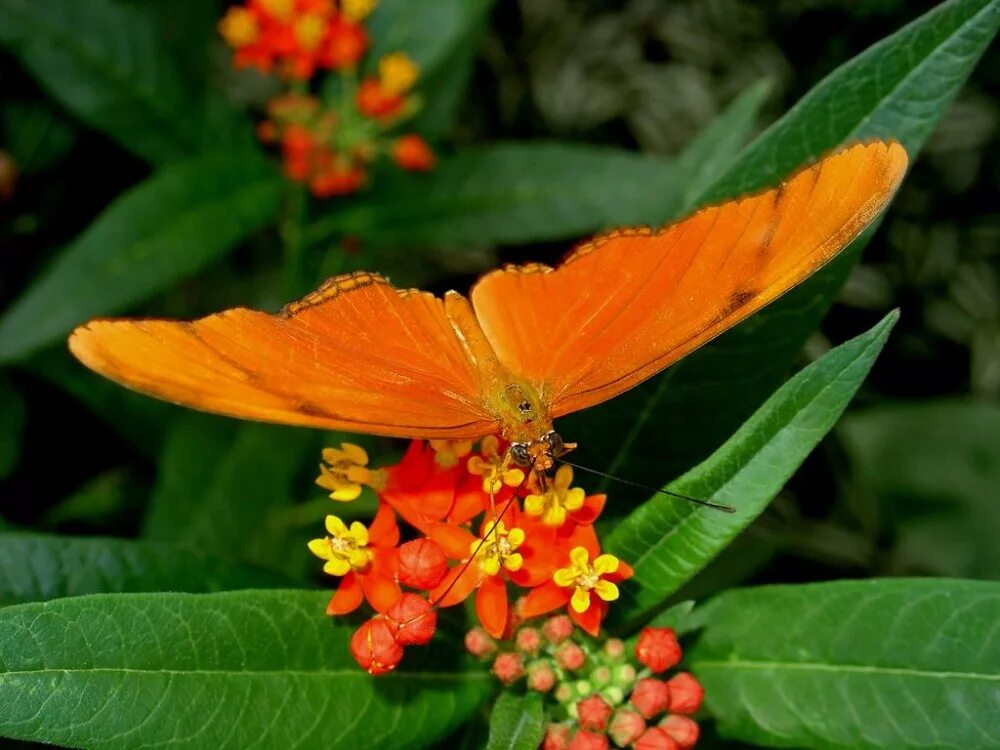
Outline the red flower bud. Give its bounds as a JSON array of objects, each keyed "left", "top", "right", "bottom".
[
  {"left": 635, "top": 627, "right": 682, "bottom": 673},
  {"left": 527, "top": 660, "right": 556, "bottom": 693},
  {"left": 321, "top": 17, "right": 367, "bottom": 69},
  {"left": 515, "top": 626, "right": 543, "bottom": 656},
  {"left": 464, "top": 627, "right": 497, "bottom": 658},
  {"left": 608, "top": 709, "right": 647, "bottom": 747},
  {"left": 630, "top": 678, "right": 670, "bottom": 719},
  {"left": 385, "top": 593, "right": 437, "bottom": 645},
  {"left": 542, "top": 723, "right": 572, "bottom": 750},
  {"left": 604, "top": 637, "right": 626, "bottom": 660},
  {"left": 659, "top": 715, "right": 700, "bottom": 749},
  {"left": 350, "top": 616, "right": 403, "bottom": 675},
  {"left": 634, "top": 727, "right": 680, "bottom": 750},
  {"left": 543, "top": 615, "right": 574, "bottom": 644},
  {"left": 396, "top": 538, "right": 447, "bottom": 589},
  {"left": 392, "top": 134, "right": 435, "bottom": 171},
  {"left": 666, "top": 673, "right": 703, "bottom": 715},
  {"left": 568, "top": 730, "right": 610, "bottom": 750},
  {"left": 356, "top": 78, "right": 403, "bottom": 118},
  {"left": 492, "top": 652, "right": 524, "bottom": 685},
  {"left": 576, "top": 694, "right": 613, "bottom": 732},
  {"left": 555, "top": 641, "right": 586, "bottom": 671}
]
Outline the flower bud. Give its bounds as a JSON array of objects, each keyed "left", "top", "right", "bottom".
[
  {"left": 630, "top": 678, "right": 670, "bottom": 719},
  {"left": 396, "top": 538, "right": 447, "bottom": 589},
  {"left": 604, "top": 638, "right": 626, "bottom": 660},
  {"left": 542, "top": 723, "right": 572, "bottom": 750},
  {"left": 527, "top": 660, "right": 556, "bottom": 693},
  {"left": 659, "top": 715, "right": 699, "bottom": 749},
  {"left": 385, "top": 593, "right": 436, "bottom": 645},
  {"left": 635, "top": 627, "right": 682, "bottom": 674},
  {"left": 614, "top": 664, "right": 637, "bottom": 687},
  {"left": 554, "top": 683, "right": 575, "bottom": 703},
  {"left": 600, "top": 686, "right": 625, "bottom": 706},
  {"left": 543, "top": 614, "right": 575, "bottom": 644},
  {"left": 464, "top": 627, "right": 496, "bottom": 658},
  {"left": 591, "top": 666, "right": 612, "bottom": 688},
  {"left": 350, "top": 616, "right": 403, "bottom": 675},
  {"left": 555, "top": 641, "right": 586, "bottom": 671},
  {"left": 665, "top": 673, "right": 703, "bottom": 715},
  {"left": 392, "top": 134, "right": 436, "bottom": 172},
  {"left": 608, "top": 709, "right": 646, "bottom": 747},
  {"left": 492, "top": 652, "right": 524, "bottom": 685},
  {"left": 516, "top": 626, "right": 543, "bottom": 656},
  {"left": 634, "top": 727, "right": 680, "bottom": 750},
  {"left": 576, "top": 694, "right": 613, "bottom": 732},
  {"left": 568, "top": 730, "right": 610, "bottom": 750}
]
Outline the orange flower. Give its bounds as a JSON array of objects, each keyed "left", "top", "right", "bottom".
[{"left": 392, "top": 134, "right": 435, "bottom": 171}]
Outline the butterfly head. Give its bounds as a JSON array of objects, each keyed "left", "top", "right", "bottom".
[{"left": 509, "top": 430, "right": 577, "bottom": 474}]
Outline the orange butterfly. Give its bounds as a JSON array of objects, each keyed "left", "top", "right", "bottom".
[{"left": 69, "top": 141, "right": 907, "bottom": 478}]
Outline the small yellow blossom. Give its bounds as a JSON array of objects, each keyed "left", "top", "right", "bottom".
[
  {"left": 430, "top": 439, "right": 473, "bottom": 468},
  {"left": 468, "top": 436, "right": 525, "bottom": 494},
  {"left": 553, "top": 547, "right": 620, "bottom": 613},
  {"left": 470, "top": 522, "right": 525, "bottom": 576},
  {"left": 258, "top": 0, "right": 294, "bottom": 21},
  {"left": 219, "top": 7, "right": 259, "bottom": 47},
  {"left": 378, "top": 52, "right": 419, "bottom": 95},
  {"left": 308, "top": 515, "right": 373, "bottom": 576},
  {"left": 342, "top": 0, "right": 378, "bottom": 22},
  {"left": 316, "top": 442, "right": 385, "bottom": 501},
  {"left": 294, "top": 14, "right": 327, "bottom": 51},
  {"left": 524, "top": 464, "right": 585, "bottom": 526}
]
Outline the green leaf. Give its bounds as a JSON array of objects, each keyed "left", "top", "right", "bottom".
[
  {"left": 0, "top": 590, "right": 490, "bottom": 749},
  {"left": 605, "top": 311, "right": 898, "bottom": 627},
  {"left": 0, "top": 374, "right": 26, "bottom": 479},
  {"left": 566, "top": 0, "right": 1000, "bottom": 489},
  {"left": 305, "top": 142, "right": 678, "bottom": 248},
  {"left": 688, "top": 578, "right": 1000, "bottom": 749},
  {"left": 0, "top": 152, "right": 282, "bottom": 363},
  {"left": 41, "top": 470, "right": 131, "bottom": 526},
  {"left": 839, "top": 399, "right": 1000, "bottom": 578},
  {"left": 0, "top": 0, "right": 200, "bottom": 163},
  {"left": 485, "top": 692, "right": 544, "bottom": 750},
  {"left": 144, "top": 415, "right": 320, "bottom": 579},
  {"left": 2, "top": 101, "right": 76, "bottom": 174},
  {"left": 0, "top": 533, "right": 289, "bottom": 605}
]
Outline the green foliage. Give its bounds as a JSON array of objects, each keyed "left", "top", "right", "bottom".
[
  {"left": 0, "top": 152, "right": 283, "bottom": 363},
  {"left": 0, "top": 591, "right": 490, "bottom": 749},
  {"left": 689, "top": 579, "right": 1000, "bottom": 749},
  {"left": 605, "top": 312, "right": 897, "bottom": 628},
  {"left": 565, "top": 0, "right": 1000, "bottom": 488},
  {"left": 1, "top": 102, "right": 76, "bottom": 174},
  {"left": 486, "top": 693, "right": 544, "bottom": 750},
  {"left": 0, "top": 374, "right": 25, "bottom": 480},
  {"left": 0, "top": 533, "right": 289, "bottom": 605}
]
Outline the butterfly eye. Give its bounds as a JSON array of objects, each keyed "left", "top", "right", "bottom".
[
  {"left": 544, "top": 431, "right": 565, "bottom": 457},
  {"left": 509, "top": 442, "right": 531, "bottom": 467}
]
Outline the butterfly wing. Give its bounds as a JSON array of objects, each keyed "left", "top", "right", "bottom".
[
  {"left": 470, "top": 140, "right": 908, "bottom": 417},
  {"left": 69, "top": 272, "right": 501, "bottom": 438}
]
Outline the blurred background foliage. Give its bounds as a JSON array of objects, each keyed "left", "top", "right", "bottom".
[{"left": 0, "top": 0, "right": 997, "bottom": 623}]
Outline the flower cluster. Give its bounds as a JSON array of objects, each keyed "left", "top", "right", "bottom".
[
  {"left": 307, "top": 438, "right": 633, "bottom": 674},
  {"left": 470, "top": 618, "right": 703, "bottom": 749},
  {"left": 219, "top": 0, "right": 435, "bottom": 197}
]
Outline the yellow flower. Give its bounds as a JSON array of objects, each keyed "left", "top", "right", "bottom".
[
  {"left": 342, "top": 0, "right": 378, "bottom": 22},
  {"left": 553, "top": 547, "right": 620, "bottom": 613},
  {"left": 218, "top": 7, "right": 259, "bottom": 48},
  {"left": 258, "top": 0, "right": 294, "bottom": 21},
  {"left": 378, "top": 52, "right": 419, "bottom": 95},
  {"left": 524, "top": 464, "right": 585, "bottom": 526},
  {"left": 307, "top": 515, "right": 373, "bottom": 576},
  {"left": 294, "top": 14, "right": 327, "bottom": 51},
  {"left": 316, "top": 442, "right": 385, "bottom": 501},
  {"left": 470, "top": 522, "right": 525, "bottom": 576},
  {"left": 429, "top": 439, "right": 473, "bottom": 468},
  {"left": 468, "top": 436, "right": 525, "bottom": 494}
]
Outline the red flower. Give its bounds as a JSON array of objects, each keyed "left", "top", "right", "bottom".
[
  {"left": 385, "top": 593, "right": 436, "bottom": 645},
  {"left": 515, "top": 626, "right": 543, "bottom": 656},
  {"left": 576, "top": 694, "right": 613, "bottom": 732},
  {"left": 464, "top": 627, "right": 497, "bottom": 658},
  {"left": 666, "top": 673, "right": 703, "bottom": 715},
  {"left": 396, "top": 538, "right": 447, "bottom": 589},
  {"left": 543, "top": 614, "right": 575, "bottom": 644},
  {"left": 636, "top": 627, "right": 682, "bottom": 673},
  {"left": 543, "top": 724, "right": 572, "bottom": 750},
  {"left": 555, "top": 641, "right": 586, "bottom": 671},
  {"left": 527, "top": 660, "right": 556, "bottom": 692},
  {"left": 491, "top": 652, "right": 524, "bottom": 685},
  {"left": 350, "top": 616, "right": 403, "bottom": 675},
  {"left": 320, "top": 15, "right": 367, "bottom": 69},
  {"left": 568, "top": 731, "right": 609, "bottom": 750},
  {"left": 631, "top": 678, "right": 670, "bottom": 719},
  {"left": 659, "top": 715, "right": 700, "bottom": 749},
  {"left": 635, "top": 728, "right": 680, "bottom": 750},
  {"left": 608, "top": 709, "right": 647, "bottom": 747},
  {"left": 392, "top": 134, "right": 435, "bottom": 171},
  {"left": 356, "top": 78, "right": 404, "bottom": 119}
]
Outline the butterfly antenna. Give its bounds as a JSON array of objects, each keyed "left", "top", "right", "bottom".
[{"left": 557, "top": 458, "right": 736, "bottom": 514}]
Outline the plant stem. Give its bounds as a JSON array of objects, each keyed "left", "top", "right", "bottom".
[{"left": 281, "top": 183, "right": 308, "bottom": 298}]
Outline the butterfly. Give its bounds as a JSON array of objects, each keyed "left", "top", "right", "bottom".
[{"left": 69, "top": 141, "right": 907, "bottom": 480}]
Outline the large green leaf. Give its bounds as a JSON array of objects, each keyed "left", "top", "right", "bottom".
[
  {"left": 688, "top": 579, "right": 1000, "bottom": 749},
  {"left": 1, "top": 101, "right": 76, "bottom": 174},
  {"left": 485, "top": 692, "right": 544, "bottom": 750},
  {"left": 0, "top": 533, "right": 289, "bottom": 605},
  {"left": 565, "top": 0, "right": 1000, "bottom": 489},
  {"left": 0, "top": 590, "right": 490, "bottom": 749},
  {"left": 304, "top": 142, "right": 678, "bottom": 248},
  {"left": 0, "top": 0, "right": 199, "bottom": 163},
  {"left": 840, "top": 399, "right": 1000, "bottom": 578},
  {"left": 0, "top": 152, "right": 282, "bottom": 363},
  {"left": 605, "top": 312, "right": 897, "bottom": 628},
  {"left": 144, "top": 414, "right": 321, "bottom": 579}
]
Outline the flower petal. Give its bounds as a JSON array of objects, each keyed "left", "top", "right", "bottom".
[
  {"left": 430, "top": 564, "right": 481, "bottom": 607},
  {"left": 307, "top": 538, "right": 331, "bottom": 560},
  {"left": 330, "top": 484, "right": 362, "bottom": 502},
  {"left": 349, "top": 521, "right": 369, "bottom": 547},
  {"left": 593, "top": 554, "right": 619, "bottom": 576},
  {"left": 519, "top": 580, "right": 570, "bottom": 618},
  {"left": 428, "top": 522, "right": 478, "bottom": 560},
  {"left": 594, "top": 579, "right": 619, "bottom": 602},
  {"left": 342, "top": 442, "right": 368, "bottom": 465},
  {"left": 323, "top": 557, "right": 351, "bottom": 576},
  {"left": 569, "top": 546, "right": 590, "bottom": 569},
  {"left": 326, "top": 572, "right": 363, "bottom": 615},
  {"left": 475, "top": 575, "right": 508, "bottom": 639},
  {"left": 553, "top": 566, "right": 576, "bottom": 588},
  {"left": 367, "top": 503, "right": 399, "bottom": 546},
  {"left": 504, "top": 553, "right": 523, "bottom": 572},
  {"left": 570, "top": 493, "right": 606, "bottom": 525},
  {"left": 571, "top": 598, "right": 605, "bottom": 637},
  {"left": 360, "top": 571, "right": 401, "bottom": 613},
  {"left": 570, "top": 586, "right": 591, "bottom": 614}
]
